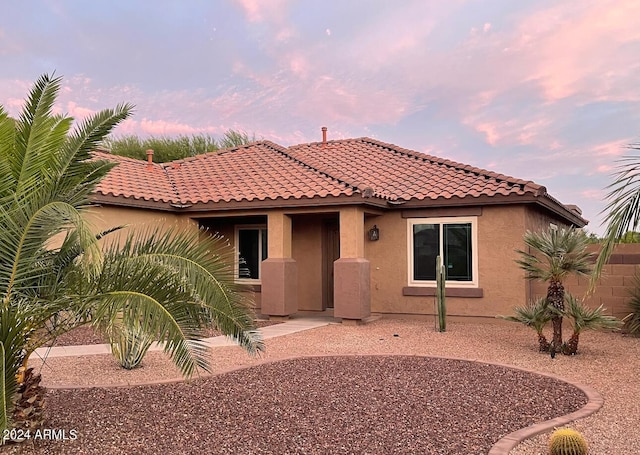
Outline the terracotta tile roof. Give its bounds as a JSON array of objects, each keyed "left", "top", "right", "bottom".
[
  {"left": 93, "top": 142, "right": 354, "bottom": 205},
  {"left": 287, "top": 138, "right": 546, "bottom": 202},
  {"left": 165, "top": 141, "right": 354, "bottom": 203},
  {"left": 92, "top": 137, "right": 585, "bottom": 226},
  {"left": 92, "top": 151, "right": 178, "bottom": 203}
]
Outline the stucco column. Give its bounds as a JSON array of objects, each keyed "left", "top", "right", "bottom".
[
  {"left": 334, "top": 207, "right": 371, "bottom": 322},
  {"left": 261, "top": 212, "right": 297, "bottom": 317}
]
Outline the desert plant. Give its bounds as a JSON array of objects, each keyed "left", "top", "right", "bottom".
[
  {"left": 516, "top": 227, "right": 593, "bottom": 353},
  {"left": 563, "top": 294, "right": 621, "bottom": 355},
  {"left": 623, "top": 271, "right": 640, "bottom": 337},
  {"left": 0, "top": 74, "right": 264, "bottom": 437},
  {"left": 435, "top": 255, "right": 446, "bottom": 332},
  {"left": 593, "top": 150, "right": 640, "bottom": 282},
  {"left": 548, "top": 428, "right": 588, "bottom": 455},
  {"left": 107, "top": 320, "right": 155, "bottom": 370},
  {"left": 498, "top": 298, "right": 552, "bottom": 351}
]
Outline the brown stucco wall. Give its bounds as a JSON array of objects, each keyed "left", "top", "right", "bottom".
[
  {"left": 291, "top": 215, "right": 324, "bottom": 311},
  {"left": 366, "top": 204, "right": 530, "bottom": 318},
  {"left": 84, "top": 205, "right": 188, "bottom": 248}
]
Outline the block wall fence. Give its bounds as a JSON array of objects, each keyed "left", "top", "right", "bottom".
[{"left": 530, "top": 243, "right": 640, "bottom": 318}]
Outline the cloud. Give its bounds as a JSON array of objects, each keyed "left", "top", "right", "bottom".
[
  {"left": 234, "top": 0, "right": 290, "bottom": 23},
  {"left": 511, "top": 0, "right": 640, "bottom": 103}
]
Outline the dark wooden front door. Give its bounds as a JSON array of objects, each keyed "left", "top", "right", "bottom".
[{"left": 322, "top": 219, "right": 340, "bottom": 309}]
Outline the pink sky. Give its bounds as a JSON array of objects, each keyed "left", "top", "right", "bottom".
[{"left": 2, "top": 0, "right": 640, "bottom": 234}]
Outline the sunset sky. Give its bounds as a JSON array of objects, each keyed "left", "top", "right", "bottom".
[{"left": 2, "top": 0, "right": 640, "bottom": 234}]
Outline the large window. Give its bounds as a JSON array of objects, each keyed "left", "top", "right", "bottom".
[
  {"left": 236, "top": 226, "right": 267, "bottom": 282},
  {"left": 408, "top": 217, "right": 477, "bottom": 286}
]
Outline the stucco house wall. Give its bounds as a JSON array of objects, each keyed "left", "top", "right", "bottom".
[
  {"left": 365, "top": 205, "right": 530, "bottom": 318},
  {"left": 88, "top": 136, "right": 588, "bottom": 322}
]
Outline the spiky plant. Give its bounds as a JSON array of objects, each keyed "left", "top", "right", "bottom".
[
  {"left": 498, "top": 298, "right": 552, "bottom": 351},
  {"left": 622, "top": 271, "right": 640, "bottom": 337},
  {"left": 0, "top": 74, "right": 264, "bottom": 437},
  {"left": 548, "top": 428, "right": 588, "bottom": 455},
  {"left": 516, "top": 228, "right": 593, "bottom": 353},
  {"left": 563, "top": 294, "right": 621, "bottom": 355}
]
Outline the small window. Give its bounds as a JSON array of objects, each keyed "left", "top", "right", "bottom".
[
  {"left": 236, "top": 226, "right": 267, "bottom": 281},
  {"left": 408, "top": 217, "right": 477, "bottom": 286}
]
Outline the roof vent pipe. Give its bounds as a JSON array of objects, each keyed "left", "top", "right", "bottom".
[
  {"left": 321, "top": 126, "right": 327, "bottom": 145},
  {"left": 146, "top": 149, "right": 154, "bottom": 169}
]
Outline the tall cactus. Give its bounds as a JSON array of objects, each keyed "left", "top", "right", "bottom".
[{"left": 436, "top": 255, "right": 447, "bottom": 332}]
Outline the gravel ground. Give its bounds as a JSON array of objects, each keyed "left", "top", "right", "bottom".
[{"left": 4, "top": 318, "right": 640, "bottom": 454}]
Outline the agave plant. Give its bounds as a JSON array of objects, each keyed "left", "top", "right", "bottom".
[
  {"left": 563, "top": 294, "right": 621, "bottom": 355},
  {"left": 0, "top": 74, "right": 264, "bottom": 436},
  {"left": 498, "top": 298, "right": 552, "bottom": 351}
]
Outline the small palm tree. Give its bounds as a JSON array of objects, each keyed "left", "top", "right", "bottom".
[
  {"left": 498, "top": 298, "right": 552, "bottom": 351},
  {"left": 563, "top": 294, "right": 621, "bottom": 355},
  {"left": 515, "top": 228, "right": 593, "bottom": 352},
  {"left": 0, "top": 74, "right": 264, "bottom": 435}
]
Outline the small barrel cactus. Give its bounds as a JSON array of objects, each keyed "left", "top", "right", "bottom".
[{"left": 548, "top": 428, "right": 588, "bottom": 455}]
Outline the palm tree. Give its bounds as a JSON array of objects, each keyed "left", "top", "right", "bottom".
[
  {"left": 0, "top": 74, "right": 264, "bottom": 435},
  {"left": 498, "top": 298, "right": 552, "bottom": 352},
  {"left": 563, "top": 294, "right": 621, "bottom": 355},
  {"left": 515, "top": 227, "right": 593, "bottom": 353},
  {"left": 594, "top": 151, "right": 640, "bottom": 280}
]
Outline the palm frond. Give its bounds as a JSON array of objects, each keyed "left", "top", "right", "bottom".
[
  {"left": 515, "top": 228, "right": 593, "bottom": 282},
  {"left": 104, "top": 226, "right": 264, "bottom": 355},
  {"left": 498, "top": 298, "right": 551, "bottom": 333},
  {"left": 564, "top": 294, "right": 621, "bottom": 334},
  {"left": 593, "top": 153, "right": 640, "bottom": 285},
  {"left": 0, "top": 306, "right": 31, "bottom": 433},
  {"left": 90, "top": 290, "right": 209, "bottom": 377},
  {"left": 0, "top": 200, "right": 101, "bottom": 303},
  {"left": 624, "top": 271, "right": 640, "bottom": 336}
]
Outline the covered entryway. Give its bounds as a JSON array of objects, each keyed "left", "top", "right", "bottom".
[{"left": 322, "top": 218, "right": 340, "bottom": 309}]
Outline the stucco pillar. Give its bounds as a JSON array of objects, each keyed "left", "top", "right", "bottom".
[
  {"left": 334, "top": 207, "right": 371, "bottom": 321},
  {"left": 261, "top": 212, "right": 297, "bottom": 317}
]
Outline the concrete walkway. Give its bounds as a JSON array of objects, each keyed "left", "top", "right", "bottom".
[{"left": 31, "top": 317, "right": 333, "bottom": 360}]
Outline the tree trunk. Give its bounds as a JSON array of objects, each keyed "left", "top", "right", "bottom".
[
  {"left": 547, "top": 279, "right": 565, "bottom": 349},
  {"left": 565, "top": 332, "right": 579, "bottom": 355},
  {"left": 537, "top": 332, "right": 550, "bottom": 352},
  {"left": 10, "top": 367, "right": 46, "bottom": 440}
]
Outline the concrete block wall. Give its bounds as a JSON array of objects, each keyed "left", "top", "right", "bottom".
[{"left": 530, "top": 244, "right": 640, "bottom": 319}]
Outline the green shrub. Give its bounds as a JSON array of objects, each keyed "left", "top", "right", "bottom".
[
  {"left": 624, "top": 272, "right": 640, "bottom": 336},
  {"left": 109, "top": 323, "right": 155, "bottom": 370}
]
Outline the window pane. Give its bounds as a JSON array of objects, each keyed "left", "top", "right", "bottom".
[
  {"left": 413, "top": 224, "right": 439, "bottom": 281},
  {"left": 261, "top": 228, "right": 268, "bottom": 261},
  {"left": 238, "top": 229, "right": 260, "bottom": 279},
  {"left": 443, "top": 223, "right": 472, "bottom": 281}
]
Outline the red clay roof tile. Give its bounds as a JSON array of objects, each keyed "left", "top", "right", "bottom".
[
  {"left": 287, "top": 138, "right": 544, "bottom": 202},
  {"left": 93, "top": 137, "right": 582, "bottom": 224}
]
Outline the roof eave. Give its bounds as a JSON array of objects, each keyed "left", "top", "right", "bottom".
[
  {"left": 392, "top": 193, "right": 588, "bottom": 227},
  {"left": 90, "top": 194, "right": 177, "bottom": 211}
]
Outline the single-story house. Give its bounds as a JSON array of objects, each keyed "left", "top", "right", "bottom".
[{"left": 89, "top": 131, "right": 587, "bottom": 322}]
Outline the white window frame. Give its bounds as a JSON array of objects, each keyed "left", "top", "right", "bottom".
[
  {"left": 235, "top": 225, "right": 267, "bottom": 284},
  {"left": 407, "top": 216, "right": 479, "bottom": 287}
]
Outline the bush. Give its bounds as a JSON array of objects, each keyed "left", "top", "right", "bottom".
[{"left": 624, "top": 272, "right": 640, "bottom": 336}]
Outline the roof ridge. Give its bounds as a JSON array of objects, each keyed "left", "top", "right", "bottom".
[
  {"left": 278, "top": 139, "right": 388, "bottom": 199},
  {"left": 358, "top": 137, "right": 545, "bottom": 193}
]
